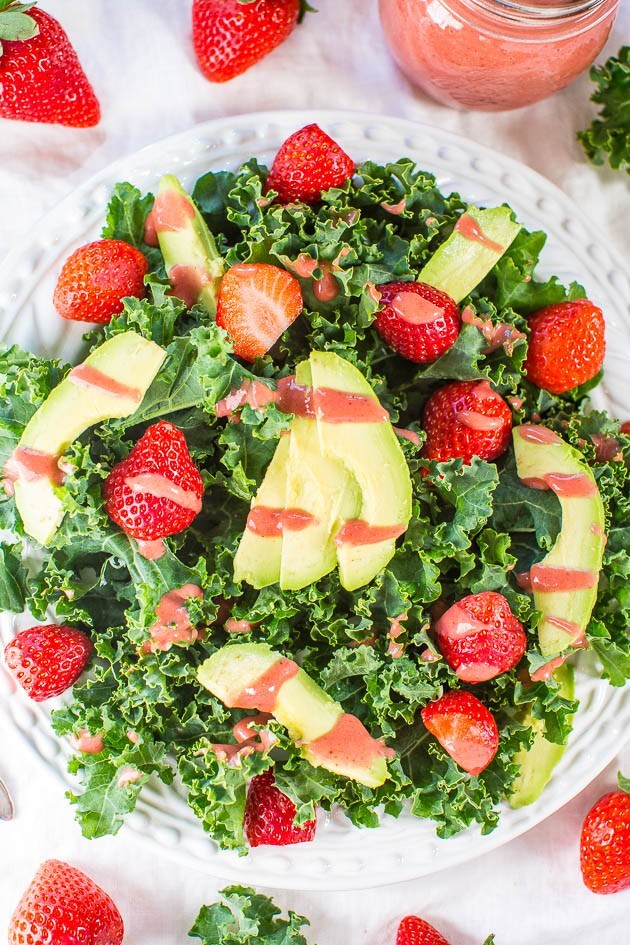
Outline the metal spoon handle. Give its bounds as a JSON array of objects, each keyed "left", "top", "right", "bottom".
[{"left": 0, "top": 776, "right": 14, "bottom": 821}]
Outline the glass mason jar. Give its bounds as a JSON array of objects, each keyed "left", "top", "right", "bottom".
[{"left": 378, "top": 0, "right": 620, "bottom": 111}]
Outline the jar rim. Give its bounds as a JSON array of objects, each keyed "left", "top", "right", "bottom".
[{"left": 454, "top": 0, "right": 612, "bottom": 23}]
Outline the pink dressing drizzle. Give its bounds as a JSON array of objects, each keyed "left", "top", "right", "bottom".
[
  {"left": 435, "top": 601, "right": 487, "bottom": 642},
  {"left": 530, "top": 655, "right": 566, "bottom": 683},
  {"left": 530, "top": 565, "right": 598, "bottom": 593},
  {"left": 508, "top": 396, "right": 524, "bottom": 411},
  {"left": 70, "top": 729, "right": 104, "bottom": 754},
  {"left": 168, "top": 265, "right": 213, "bottom": 308},
  {"left": 225, "top": 618, "right": 255, "bottom": 634},
  {"left": 461, "top": 307, "right": 526, "bottom": 355},
  {"left": 230, "top": 658, "right": 299, "bottom": 712},
  {"left": 591, "top": 523, "right": 607, "bottom": 543},
  {"left": 146, "top": 189, "right": 195, "bottom": 236},
  {"left": 380, "top": 197, "right": 407, "bottom": 215},
  {"left": 457, "top": 411, "right": 505, "bottom": 432},
  {"left": 127, "top": 730, "right": 140, "bottom": 744},
  {"left": 136, "top": 538, "right": 167, "bottom": 560},
  {"left": 68, "top": 364, "right": 142, "bottom": 403},
  {"left": 515, "top": 571, "right": 533, "bottom": 593},
  {"left": 313, "top": 387, "right": 388, "bottom": 423},
  {"left": 545, "top": 615, "right": 583, "bottom": 642},
  {"left": 216, "top": 377, "right": 389, "bottom": 424},
  {"left": 454, "top": 213, "right": 504, "bottom": 254},
  {"left": 517, "top": 424, "right": 561, "bottom": 445},
  {"left": 306, "top": 713, "right": 395, "bottom": 769},
  {"left": 143, "top": 584, "right": 203, "bottom": 653},
  {"left": 590, "top": 433, "right": 623, "bottom": 463},
  {"left": 334, "top": 520, "right": 406, "bottom": 546},
  {"left": 247, "top": 506, "right": 317, "bottom": 537},
  {"left": 117, "top": 766, "right": 142, "bottom": 788},
  {"left": 209, "top": 713, "right": 276, "bottom": 767},
  {"left": 125, "top": 473, "right": 202, "bottom": 513},
  {"left": 387, "top": 613, "right": 407, "bottom": 659},
  {"left": 542, "top": 473, "right": 598, "bottom": 498},
  {"left": 3, "top": 447, "right": 63, "bottom": 492},
  {"left": 394, "top": 427, "right": 421, "bottom": 446},
  {"left": 364, "top": 282, "right": 383, "bottom": 306},
  {"left": 313, "top": 269, "right": 339, "bottom": 303},
  {"left": 391, "top": 291, "right": 444, "bottom": 325}
]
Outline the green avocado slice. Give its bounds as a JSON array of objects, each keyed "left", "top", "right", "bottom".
[
  {"left": 198, "top": 642, "right": 392, "bottom": 787},
  {"left": 10, "top": 331, "right": 166, "bottom": 545},
  {"left": 154, "top": 175, "right": 224, "bottom": 315},
  {"left": 418, "top": 206, "right": 521, "bottom": 303},
  {"left": 513, "top": 424, "right": 606, "bottom": 659}
]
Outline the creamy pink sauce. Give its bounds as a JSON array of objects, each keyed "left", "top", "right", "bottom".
[
  {"left": 292, "top": 254, "right": 318, "bottom": 278},
  {"left": 387, "top": 613, "right": 407, "bottom": 659},
  {"left": 508, "top": 396, "right": 524, "bottom": 411},
  {"left": 530, "top": 565, "right": 598, "bottom": 593},
  {"left": 168, "top": 264, "right": 212, "bottom": 308},
  {"left": 461, "top": 307, "right": 526, "bottom": 355},
  {"left": 125, "top": 473, "right": 202, "bottom": 513},
  {"left": 435, "top": 601, "right": 486, "bottom": 642},
  {"left": 146, "top": 189, "right": 195, "bottom": 236},
  {"left": 225, "top": 618, "right": 255, "bottom": 634},
  {"left": 591, "top": 523, "right": 607, "bottom": 543},
  {"left": 143, "top": 584, "right": 203, "bottom": 653},
  {"left": 313, "top": 387, "right": 388, "bottom": 424},
  {"left": 457, "top": 410, "right": 504, "bottom": 432},
  {"left": 334, "top": 520, "right": 406, "bottom": 546},
  {"left": 364, "top": 282, "right": 383, "bottom": 306},
  {"left": 530, "top": 655, "right": 567, "bottom": 683},
  {"left": 306, "top": 713, "right": 395, "bottom": 769},
  {"left": 70, "top": 729, "right": 104, "bottom": 754},
  {"left": 210, "top": 713, "right": 276, "bottom": 767},
  {"left": 420, "top": 648, "right": 440, "bottom": 662},
  {"left": 518, "top": 424, "right": 561, "bottom": 445},
  {"left": 3, "top": 447, "right": 63, "bottom": 492},
  {"left": 546, "top": 615, "right": 583, "bottom": 641},
  {"left": 230, "top": 657, "right": 300, "bottom": 712},
  {"left": 117, "top": 766, "right": 142, "bottom": 788},
  {"left": 313, "top": 269, "right": 340, "bottom": 303},
  {"left": 459, "top": 662, "right": 503, "bottom": 684},
  {"left": 591, "top": 433, "right": 623, "bottom": 463},
  {"left": 454, "top": 213, "right": 504, "bottom": 253},
  {"left": 380, "top": 197, "right": 407, "bottom": 215},
  {"left": 127, "top": 730, "right": 140, "bottom": 744},
  {"left": 515, "top": 571, "right": 533, "bottom": 593},
  {"left": 68, "top": 364, "right": 142, "bottom": 402},
  {"left": 543, "top": 473, "right": 598, "bottom": 498},
  {"left": 215, "top": 379, "right": 277, "bottom": 420},
  {"left": 136, "top": 538, "right": 167, "bottom": 560},
  {"left": 394, "top": 427, "right": 421, "bottom": 446},
  {"left": 246, "top": 506, "right": 317, "bottom": 537},
  {"left": 391, "top": 291, "right": 444, "bottom": 325},
  {"left": 288, "top": 254, "right": 341, "bottom": 303}
]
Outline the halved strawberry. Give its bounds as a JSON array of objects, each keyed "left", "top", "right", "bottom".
[
  {"left": 216, "top": 263, "right": 303, "bottom": 361},
  {"left": 375, "top": 281, "right": 460, "bottom": 363},
  {"left": 265, "top": 123, "right": 355, "bottom": 205},
  {"left": 421, "top": 690, "right": 498, "bottom": 776},
  {"left": 422, "top": 379, "right": 512, "bottom": 464},
  {"left": 244, "top": 770, "right": 316, "bottom": 847},
  {"left": 434, "top": 592, "right": 527, "bottom": 683}
]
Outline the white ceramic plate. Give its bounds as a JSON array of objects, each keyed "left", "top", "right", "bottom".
[{"left": 1, "top": 110, "right": 629, "bottom": 891}]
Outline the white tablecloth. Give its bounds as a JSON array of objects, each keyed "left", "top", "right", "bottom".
[{"left": 1, "top": 1, "right": 629, "bottom": 941}]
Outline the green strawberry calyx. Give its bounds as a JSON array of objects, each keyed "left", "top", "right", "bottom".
[
  {"left": 0, "top": 1, "right": 39, "bottom": 58},
  {"left": 618, "top": 772, "right": 630, "bottom": 794}
]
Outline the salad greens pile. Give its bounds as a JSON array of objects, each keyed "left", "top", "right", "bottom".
[
  {"left": 578, "top": 45, "right": 630, "bottom": 175},
  {"left": 189, "top": 887, "right": 312, "bottom": 945},
  {"left": 0, "top": 154, "right": 628, "bottom": 851}
]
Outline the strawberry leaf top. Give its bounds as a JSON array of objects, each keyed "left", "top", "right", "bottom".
[{"left": 0, "top": 1, "right": 38, "bottom": 57}]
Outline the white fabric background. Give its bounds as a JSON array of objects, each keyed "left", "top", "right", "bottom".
[{"left": 0, "top": 1, "right": 629, "bottom": 941}]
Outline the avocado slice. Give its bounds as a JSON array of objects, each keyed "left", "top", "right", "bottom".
[
  {"left": 198, "top": 642, "right": 392, "bottom": 787},
  {"left": 233, "top": 434, "right": 290, "bottom": 588},
  {"left": 513, "top": 424, "right": 606, "bottom": 658},
  {"left": 309, "top": 351, "right": 412, "bottom": 591},
  {"left": 280, "top": 360, "right": 361, "bottom": 590},
  {"left": 154, "top": 175, "right": 224, "bottom": 315},
  {"left": 11, "top": 331, "right": 166, "bottom": 545},
  {"left": 509, "top": 663, "right": 575, "bottom": 808},
  {"left": 418, "top": 206, "right": 521, "bottom": 303}
]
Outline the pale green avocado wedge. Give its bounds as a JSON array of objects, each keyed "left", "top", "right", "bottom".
[
  {"left": 232, "top": 434, "right": 290, "bottom": 589},
  {"left": 198, "top": 642, "right": 391, "bottom": 787},
  {"left": 513, "top": 425, "right": 606, "bottom": 657},
  {"left": 155, "top": 174, "right": 224, "bottom": 316},
  {"left": 280, "top": 359, "right": 361, "bottom": 590},
  {"left": 509, "top": 663, "right": 575, "bottom": 808},
  {"left": 418, "top": 206, "right": 521, "bottom": 303},
  {"left": 309, "top": 351, "right": 413, "bottom": 592},
  {"left": 13, "top": 331, "right": 166, "bottom": 545}
]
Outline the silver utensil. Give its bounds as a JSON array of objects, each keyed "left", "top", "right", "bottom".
[{"left": 0, "top": 775, "right": 14, "bottom": 820}]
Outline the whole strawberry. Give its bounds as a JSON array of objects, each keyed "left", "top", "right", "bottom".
[
  {"left": 422, "top": 379, "right": 512, "bottom": 464},
  {"left": 244, "top": 770, "right": 316, "bottom": 847},
  {"left": 435, "top": 591, "right": 527, "bottom": 683},
  {"left": 54, "top": 239, "right": 148, "bottom": 325},
  {"left": 0, "top": 4, "right": 100, "bottom": 127},
  {"left": 375, "top": 281, "right": 460, "bottom": 363},
  {"left": 397, "top": 915, "right": 451, "bottom": 945},
  {"left": 193, "top": 0, "right": 300, "bottom": 83},
  {"left": 4, "top": 624, "right": 92, "bottom": 702},
  {"left": 104, "top": 421, "right": 204, "bottom": 542},
  {"left": 580, "top": 774, "right": 630, "bottom": 894},
  {"left": 525, "top": 298, "right": 605, "bottom": 394},
  {"left": 265, "top": 123, "right": 355, "bottom": 204},
  {"left": 8, "top": 859, "right": 123, "bottom": 945},
  {"left": 421, "top": 690, "right": 499, "bottom": 776}
]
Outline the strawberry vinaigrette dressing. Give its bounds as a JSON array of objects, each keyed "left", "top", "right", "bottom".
[
  {"left": 136, "top": 538, "right": 167, "bottom": 560},
  {"left": 335, "top": 520, "right": 407, "bottom": 545},
  {"left": 124, "top": 473, "right": 202, "bottom": 513},
  {"left": 230, "top": 658, "right": 300, "bottom": 712},
  {"left": 67, "top": 364, "right": 142, "bottom": 402},
  {"left": 144, "top": 189, "right": 195, "bottom": 242},
  {"left": 168, "top": 264, "right": 212, "bottom": 308},
  {"left": 210, "top": 713, "right": 276, "bottom": 767},
  {"left": 378, "top": 0, "right": 620, "bottom": 111},
  {"left": 3, "top": 446, "right": 63, "bottom": 493},
  {"left": 454, "top": 213, "right": 504, "bottom": 253},
  {"left": 246, "top": 506, "right": 318, "bottom": 536},
  {"left": 117, "top": 766, "right": 142, "bottom": 788},
  {"left": 461, "top": 307, "right": 526, "bottom": 354},
  {"left": 306, "top": 713, "right": 396, "bottom": 769},
  {"left": 216, "top": 377, "right": 390, "bottom": 424},
  {"left": 70, "top": 729, "right": 104, "bottom": 754},
  {"left": 143, "top": 584, "right": 203, "bottom": 653},
  {"left": 391, "top": 291, "right": 445, "bottom": 324},
  {"left": 530, "top": 564, "right": 598, "bottom": 592}
]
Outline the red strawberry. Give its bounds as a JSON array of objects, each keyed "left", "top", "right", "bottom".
[
  {"left": 580, "top": 777, "right": 630, "bottom": 894},
  {"left": 193, "top": 0, "right": 300, "bottom": 83},
  {"left": 8, "top": 859, "right": 123, "bottom": 945},
  {"left": 0, "top": 6, "right": 100, "bottom": 127},
  {"left": 525, "top": 298, "right": 605, "bottom": 395},
  {"left": 104, "top": 421, "right": 204, "bottom": 542},
  {"left": 435, "top": 591, "right": 527, "bottom": 683},
  {"left": 375, "top": 282, "right": 460, "bottom": 363},
  {"left": 53, "top": 239, "right": 148, "bottom": 325},
  {"left": 422, "top": 379, "right": 512, "bottom": 464},
  {"left": 216, "top": 262, "right": 303, "bottom": 361},
  {"left": 265, "top": 123, "right": 355, "bottom": 205},
  {"left": 421, "top": 690, "right": 499, "bottom": 776},
  {"left": 244, "top": 770, "right": 316, "bottom": 847},
  {"left": 397, "top": 916, "right": 451, "bottom": 945},
  {"left": 4, "top": 624, "right": 91, "bottom": 702}
]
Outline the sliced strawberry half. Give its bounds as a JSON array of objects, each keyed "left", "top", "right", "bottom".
[
  {"left": 216, "top": 262, "right": 303, "bottom": 361},
  {"left": 421, "top": 690, "right": 499, "bottom": 776}
]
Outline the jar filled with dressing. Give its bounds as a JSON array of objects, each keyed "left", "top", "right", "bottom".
[{"left": 378, "top": 0, "right": 621, "bottom": 111}]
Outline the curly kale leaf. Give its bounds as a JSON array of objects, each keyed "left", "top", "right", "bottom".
[
  {"left": 577, "top": 46, "right": 630, "bottom": 174},
  {"left": 189, "top": 886, "right": 313, "bottom": 945}
]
